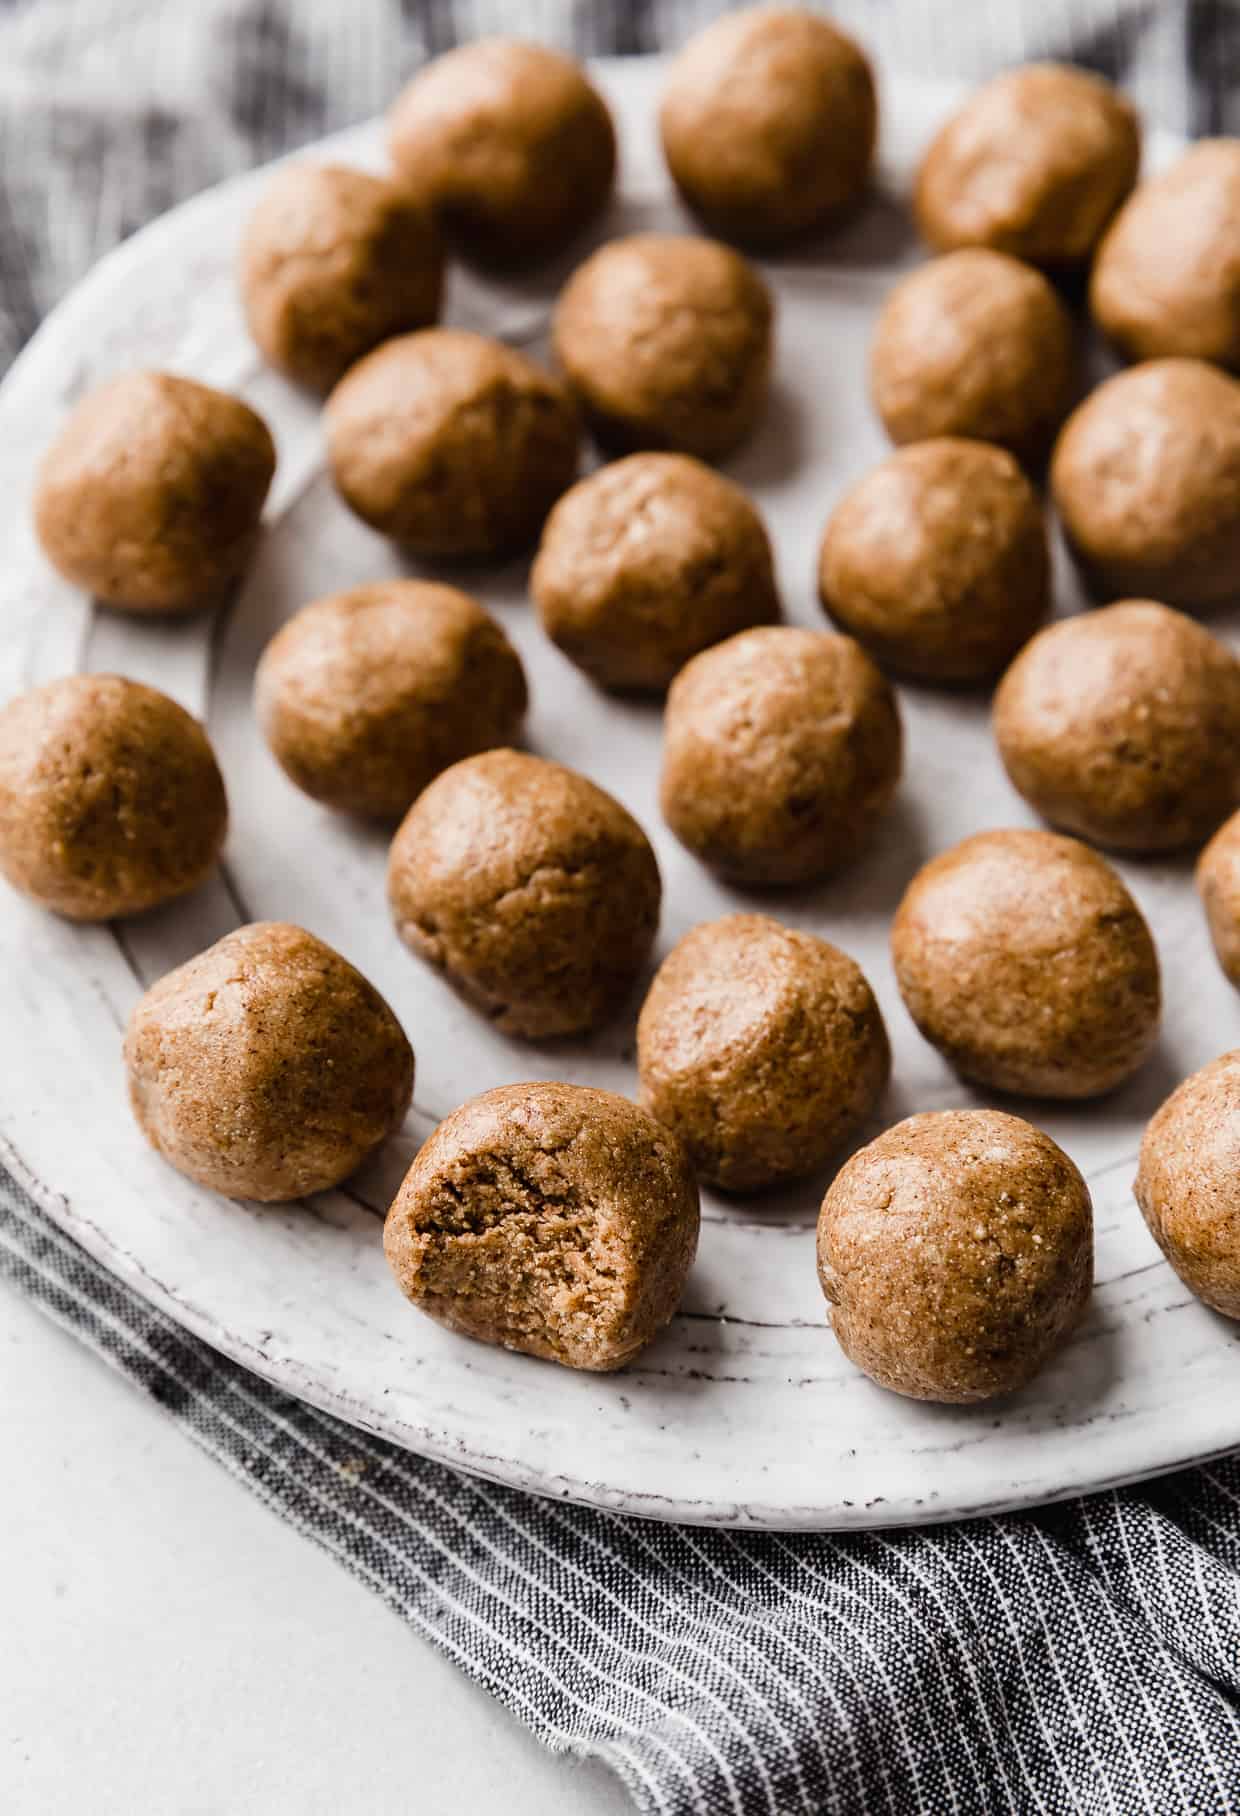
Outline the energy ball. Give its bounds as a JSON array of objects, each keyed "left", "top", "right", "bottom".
[
  {"left": 1051, "top": 357, "right": 1240, "bottom": 612},
  {"left": 387, "top": 749, "right": 660, "bottom": 1039},
  {"left": 238, "top": 163, "right": 443, "bottom": 393},
  {"left": 34, "top": 372, "right": 275, "bottom": 614},
  {"left": 383, "top": 1081, "right": 699, "bottom": 1371},
  {"left": 125, "top": 922, "right": 414, "bottom": 1202},
  {"left": 659, "top": 7, "right": 877, "bottom": 246},
  {"left": 530, "top": 453, "right": 780, "bottom": 692},
  {"left": 870, "top": 249, "right": 1076, "bottom": 467},
  {"left": 0, "top": 674, "right": 226, "bottom": 921},
  {"left": 1135, "top": 1051, "right": 1240, "bottom": 1320},
  {"left": 994, "top": 600, "right": 1240, "bottom": 853},
  {"left": 818, "top": 1109, "right": 1093, "bottom": 1402},
  {"left": 553, "top": 234, "right": 773, "bottom": 461},
  {"left": 891, "top": 828, "right": 1160, "bottom": 1099},
  {"left": 818, "top": 438, "right": 1049, "bottom": 683},
  {"left": 387, "top": 40, "right": 615, "bottom": 267},
  {"left": 915, "top": 62, "right": 1140, "bottom": 269},
  {"left": 255, "top": 581, "right": 527, "bottom": 819},
  {"left": 1092, "top": 141, "right": 1240, "bottom": 370},
  {"left": 1197, "top": 811, "right": 1240, "bottom": 987},
  {"left": 325, "top": 329, "right": 579, "bottom": 560},
  {"left": 636, "top": 913, "right": 889, "bottom": 1192},
  {"left": 661, "top": 626, "right": 902, "bottom": 886}
]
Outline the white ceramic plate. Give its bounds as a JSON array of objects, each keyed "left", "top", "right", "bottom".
[{"left": 1, "top": 59, "right": 1234, "bottom": 1530}]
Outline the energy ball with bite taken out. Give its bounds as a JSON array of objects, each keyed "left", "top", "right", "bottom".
[
  {"left": 1198, "top": 811, "right": 1240, "bottom": 987},
  {"left": 660, "top": 625, "right": 902, "bottom": 886},
  {"left": 1135, "top": 1051, "right": 1240, "bottom": 1320},
  {"left": 870, "top": 249, "right": 1076, "bottom": 468},
  {"left": 325, "top": 329, "right": 579, "bottom": 560},
  {"left": 384, "top": 1081, "right": 699, "bottom": 1371},
  {"left": 637, "top": 913, "right": 889, "bottom": 1193},
  {"left": 124, "top": 922, "right": 414, "bottom": 1202},
  {"left": 387, "top": 749, "right": 660, "bottom": 1039},
  {"left": 238, "top": 163, "right": 443, "bottom": 392},
  {"left": 0, "top": 674, "right": 226, "bottom": 921},
  {"left": 530, "top": 453, "right": 779, "bottom": 692},
  {"left": 891, "top": 828, "right": 1160, "bottom": 1099},
  {"left": 255, "top": 580, "right": 527, "bottom": 819},
  {"left": 994, "top": 600, "right": 1240, "bottom": 853},
  {"left": 553, "top": 234, "right": 773, "bottom": 461},
  {"left": 387, "top": 41, "right": 615, "bottom": 267},
  {"left": 818, "top": 438, "right": 1049, "bottom": 683},
  {"left": 1050, "top": 357, "right": 1240, "bottom": 612},
  {"left": 659, "top": 7, "right": 877, "bottom": 246},
  {"left": 34, "top": 371, "right": 274, "bottom": 613},
  {"left": 818, "top": 1109, "right": 1093, "bottom": 1402},
  {"left": 915, "top": 62, "right": 1139, "bottom": 269}
]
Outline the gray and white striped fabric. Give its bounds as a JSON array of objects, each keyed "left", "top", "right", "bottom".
[{"left": 3, "top": 4, "right": 1240, "bottom": 1811}]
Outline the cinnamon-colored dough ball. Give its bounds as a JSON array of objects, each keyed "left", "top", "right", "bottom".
[
  {"left": 238, "top": 163, "right": 443, "bottom": 392},
  {"left": 870, "top": 249, "right": 1076, "bottom": 466},
  {"left": 325, "top": 329, "right": 579, "bottom": 559},
  {"left": 387, "top": 40, "right": 615, "bottom": 267},
  {"left": 530, "top": 453, "right": 779, "bottom": 691},
  {"left": 1092, "top": 141, "right": 1240, "bottom": 370},
  {"left": 637, "top": 913, "right": 889, "bottom": 1192},
  {"left": 1051, "top": 358, "right": 1240, "bottom": 612},
  {"left": 124, "top": 922, "right": 414, "bottom": 1202},
  {"left": 34, "top": 372, "right": 275, "bottom": 613},
  {"left": 387, "top": 749, "right": 660, "bottom": 1038},
  {"left": 1197, "top": 811, "right": 1240, "bottom": 987},
  {"left": 0, "top": 675, "right": 226, "bottom": 921},
  {"left": 818, "top": 438, "right": 1049, "bottom": 682},
  {"left": 818, "top": 1109, "right": 1093, "bottom": 1402},
  {"left": 553, "top": 234, "right": 773, "bottom": 460},
  {"left": 1135, "top": 1051, "right": 1240, "bottom": 1320},
  {"left": 995, "top": 600, "right": 1240, "bottom": 852},
  {"left": 891, "top": 829, "right": 1160, "bottom": 1099},
  {"left": 384, "top": 1082, "right": 699, "bottom": 1371},
  {"left": 661, "top": 626, "right": 902, "bottom": 886},
  {"left": 915, "top": 62, "right": 1140, "bottom": 268},
  {"left": 255, "top": 581, "right": 527, "bottom": 819},
  {"left": 659, "top": 7, "right": 877, "bottom": 246}
]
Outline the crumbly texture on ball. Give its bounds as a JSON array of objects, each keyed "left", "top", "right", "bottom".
[
  {"left": 660, "top": 625, "right": 902, "bottom": 886},
  {"left": 994, "top": 600, "right": 1240, "bottom": 853},
  {"left": 818, "top": 438, "right": 1049, "bottom": 682},
  {"left": 387, "top": 40, "right": 616, "bottom": 266},
  {"left": 818, "top": 1109, "right": 1093, "bottom": 1402},
  {"left": 1136, "top": 1050, "right": 1240, "bottom": 1320},
  {"left": 1092, "top": 141, "right": 1240, "bottom": 370},
  {"left": 636, "top": 913, "right": 890, "bottom": 1192},
  {"left": 34, "top": 372, "right": 275, "bottom": 613},
  {"left": 530, "top": 453, "right": 780, "bottom": 692},
  {"left": 915, "top": 62, "right": 1140, "bottom": 268},
  {"left": 1050, "top": 357, "right": 1240, "bottom": 612},
  {"left": 891, "top": 829, "right": 1161, "bottom": 1099},
  {"left": 383, "top": 1081, "right": 699, "bottom": 1371},
  {"left": 124, "top": 922, "right": 414, "bottom": 1202},
  {"left": 870, "top": 249, "right": 1076, "bottom": 466},
  {"left": 238, "top": 163, "right": 443, "bottom": 392},
  {"left": 387, "top": 749, "right": 661, "bottom": 1039},
  {"left": 255, "top": 581, "right": 527, "bottom": 819},
  {"left": 659, "top": 7, "right": 877, "bottom": 246},
  {"left": 1198, "top": 811, "right": 1240, "bottom": 987},
  {"left": 325, "top": 328, "right": 579, "bottom": 559},
  {"left": 553, "top": 234, "right": 773, "bottom": 460},
  {"left": 0, "top": 674, "right": 227, "bottom": 921}
]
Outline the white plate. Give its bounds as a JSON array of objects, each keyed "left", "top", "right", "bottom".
[{"left": 0, "top": 59, "right": 1234, "bottom": 1530}]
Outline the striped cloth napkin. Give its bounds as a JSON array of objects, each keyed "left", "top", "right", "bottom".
[{"left": 2, "top": 3, "right": 1239, "bottom": 1810}]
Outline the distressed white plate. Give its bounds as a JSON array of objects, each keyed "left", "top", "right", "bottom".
[{"left": 0, "top": 59, "right": 1234, "bottom": 1529}]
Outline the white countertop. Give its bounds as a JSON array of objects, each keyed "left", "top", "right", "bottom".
[{"left": 1, "top": 1286, "right": 632, "bottom": 1815}]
